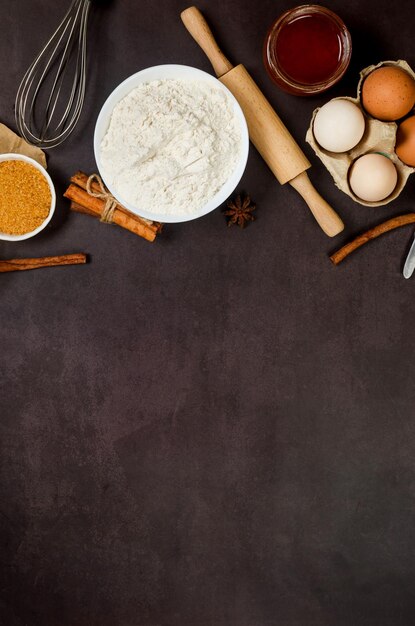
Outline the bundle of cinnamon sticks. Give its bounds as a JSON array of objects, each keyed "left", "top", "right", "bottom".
[{"left": 64, "top": 172, "right": 162, "bottom": 242}]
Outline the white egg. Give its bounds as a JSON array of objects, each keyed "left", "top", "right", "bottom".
[
  {"left": 349, "top": 153, "right": 398, "bottom": 202},
  {"left": 313, "top": 99, "right": 366, "bottom": 153}
]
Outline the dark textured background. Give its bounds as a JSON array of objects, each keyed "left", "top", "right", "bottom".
[{"left": 1, "top": 1, "right": 415, "bottom": 624}]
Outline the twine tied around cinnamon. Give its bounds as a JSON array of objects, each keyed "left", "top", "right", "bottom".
[{"left": 86, "top": 174, "right": 117, "bottom": 223}]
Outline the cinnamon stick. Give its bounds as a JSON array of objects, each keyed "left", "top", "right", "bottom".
[
  {"left": 71, "top": 172, "right": 160, "bottom": 231},
  {"left": 0, "top": 253, "right": 87, "bottom": 273},
  {"left": 330, "top": 213, "right": 415, "bottom": 265},
  {"left": 69, "top": 200, "right": 96, "bottom": 217},
  {"left": 65, "top": 172, "right": 162, "bottom": 243}
]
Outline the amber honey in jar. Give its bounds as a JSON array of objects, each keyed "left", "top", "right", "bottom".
[{"left": 263, "top": 5, "right": 352, "bottom": 96}]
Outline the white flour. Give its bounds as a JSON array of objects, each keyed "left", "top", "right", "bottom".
[{"left": 99, "top": 79, "right": 243, "bottom": 216}]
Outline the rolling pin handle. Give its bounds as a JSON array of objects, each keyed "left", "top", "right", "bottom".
[
  {"left": 181, "top": 6, "right": 234, "bottom": 78},
  {"left": 289, "top": 172, "right": 344, "bottom": 237}
]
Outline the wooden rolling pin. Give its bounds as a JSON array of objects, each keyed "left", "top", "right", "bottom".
[{"left": 181, "top": 7, "right": 344, "bottom": 237}]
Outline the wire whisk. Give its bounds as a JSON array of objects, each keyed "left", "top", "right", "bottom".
[{"left": 15, "top": 0, "right": 92, "bottom": 149}]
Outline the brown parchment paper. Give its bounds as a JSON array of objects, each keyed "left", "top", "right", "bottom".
[
  {"left": 306, "top": 60, "right": 415, "bottom": 207},
  {"left": 0, "top": 123, "right": 46, "bottom": 169}
]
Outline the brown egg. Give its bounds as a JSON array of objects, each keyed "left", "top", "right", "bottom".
[
  {"left": 396, "top": 115, "right": 415, "bottom": 166},
  {"left": 362, "top": 66, "right": 415, "bottom": 121}
]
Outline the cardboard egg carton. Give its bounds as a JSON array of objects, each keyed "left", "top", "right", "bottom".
[{"left": 306, "top": 60, "right": 415, "bottom": 206}]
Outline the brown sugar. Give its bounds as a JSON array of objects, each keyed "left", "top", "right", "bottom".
[{"left": 0, "top": 160, "right": 51, "bottom": 235}]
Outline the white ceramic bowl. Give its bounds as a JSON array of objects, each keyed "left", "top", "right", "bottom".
[
  {"left": 0, "top": 153, "right": 56, "bottom": 241},
  {"left": 94, "top": 64, "right": 249, "bottom": 223}
]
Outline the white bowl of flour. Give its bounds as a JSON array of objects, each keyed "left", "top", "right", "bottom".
[{"left": 94, "top": 65, "right": 249, "bottom": 223}]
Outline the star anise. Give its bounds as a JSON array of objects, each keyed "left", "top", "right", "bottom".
[{"left": 223, "top": 194, "right": 256, "bottom": 228}]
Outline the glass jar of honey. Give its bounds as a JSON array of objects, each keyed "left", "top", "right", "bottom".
[{"left": 263, "top": 5, "right": 352, "bottom": 96}]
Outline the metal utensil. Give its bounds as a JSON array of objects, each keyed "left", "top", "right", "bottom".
[
  {"left": 403, "top": 232, "right": 415, "bottom": 279},
  {"left": 15, "top": 0, "right": 93, "bottom": 149}
]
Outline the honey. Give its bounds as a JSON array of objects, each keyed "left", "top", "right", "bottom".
[
  {"left": 264, "top": 5, "right": 351, "bottom": 96},
  {"left": 274, "top": 13, "right": 343, "bottom": 85},
  {"left": 0, "top": 160, "right": 51, "bottom": 235}
]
